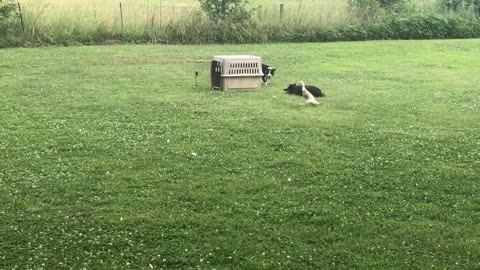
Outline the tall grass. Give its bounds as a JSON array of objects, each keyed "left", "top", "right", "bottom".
[
  {"left": 1, "top": 0, "right": 479, "bottom": 46},
  {"left": 3, "top": 0, "right": 351, "bottom": 46},
  {"left": 16, "top": 0, "right": 350, "bottom": 29}
]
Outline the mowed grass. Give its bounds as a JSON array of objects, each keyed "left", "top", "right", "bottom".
[{"left": 1, "top": 40, "right": 480, "bottom": 269}]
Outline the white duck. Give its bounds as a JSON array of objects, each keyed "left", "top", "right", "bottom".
[{"left": 299, "top": 81, "right": 319, "bottom": 105}]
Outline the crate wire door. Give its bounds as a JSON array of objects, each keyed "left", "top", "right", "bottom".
[{"left": 211, "top": 60, "right": 222, "bottom": 89}]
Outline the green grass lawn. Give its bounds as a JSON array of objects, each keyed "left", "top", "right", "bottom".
[{"left": 1, "top": 40, "right": 480, "bottom": 269}]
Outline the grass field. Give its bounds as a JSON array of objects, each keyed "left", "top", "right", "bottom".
[{"left": 1, "top": 39, "right": 480, "bottom": 269}]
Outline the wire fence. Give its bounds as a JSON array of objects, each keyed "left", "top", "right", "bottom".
[
  {"left": 15, "top": 1, "right": 351, "bottom": 28},
  {"left": 16, "top": 2, "right": 201, "bottom": 29},
  {"left": 15, "top": 0, "right": 438, "bottom": 28}
]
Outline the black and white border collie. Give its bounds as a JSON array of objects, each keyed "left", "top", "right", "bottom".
[{"left": 261, "top": 64, "right": 276, "bottom": 86}]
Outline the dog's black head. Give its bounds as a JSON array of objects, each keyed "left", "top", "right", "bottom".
[
  {"left": 283, "top": 83, "right": 299, "bottom": 95},
  {"left": 283, "top": 83, "right": 293, "bottom": 91}
]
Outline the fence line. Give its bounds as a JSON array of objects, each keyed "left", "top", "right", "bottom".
[
  {"left": 15, "top": 2, "right": 349, "bottom": 29},
  {"left": 16, "top": 2, "right": 203, "bottom": 29}
]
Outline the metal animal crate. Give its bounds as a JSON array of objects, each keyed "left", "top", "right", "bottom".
[{"left": 211, "top": 55, "right": 263, "bottom": 91}]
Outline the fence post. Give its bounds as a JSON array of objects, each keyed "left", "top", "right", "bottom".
[
  {"left": 17, "top": 2, "right": 25, "bottom": 32},
  {"left": 279, "top": 4, "right": 284, "bottom": 20},
  {"left": 119, "top": 2, "right": 124, "bottom": 31},
  {"left": 159, "top": 1, "right": 162, "bottom": 27}
]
